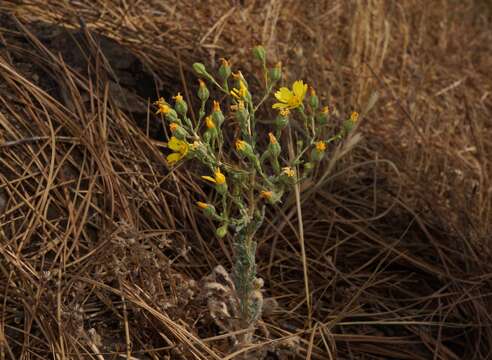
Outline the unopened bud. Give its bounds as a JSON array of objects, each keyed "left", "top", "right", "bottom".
[
  {"left": 173, "top": 93, "right": 188, "bottom": 116},
  {"left": 193, "top": 62, "right": 209, "bottom": 78},
  {"left": 343, "top": 112, "right": 358, "bottom": 133},
  {"left": 275, "top": 108, "right": 290, "bottom": 129},
  {"left": 216, "top": 224, "right": 228, "bottom": 238},
  {"left": 169, "top": 122, "right": 187, "bottom": 140},
  {"left": 196, "top": 202, "right": 217, "bottom": 217},
  {"left": 252, "top": 45, "right": 266, "bottom": 63},
  {"left": 309, "top": 87, "right": 319, "bottom": 110},
  {"left": 218, "top": 58, "right": 231, "bottom": 80},
  {"left": 267, "top": 132, "right": 281, "bottom": 157},
  {"left": 269, "top": 62, "right": 282, "bottom": 82},
  {"left": 197, "top": 79, "right": 209, "bottom": 102},
  {"left": 316, "top": 106, "right": 330, "bottom": 125},
  {"left": 212, "top": 100, "right": 225, "bottom": 127},
  {"left": 311, "top": 141, "right": 326, "bottom": 162}
]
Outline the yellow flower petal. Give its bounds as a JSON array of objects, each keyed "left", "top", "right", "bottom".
[
  {"left": 274, "top": 87, "right": 292, "bottom": 103},
  {"left": 201, "top": 176, "right": 216, "bottom": 183},
  {"left": 214, "top": 168, "right": 226, "bottom": 185},
  {"left": 166, "top": 152, "right": 182, "bottom": 165},
  {"left": 292, "top": 80, "right": 307, "bottom": 100},
  {"left": 196, "top": 201, "right": 209, "bottom": 209},
  {"left": 168, "top": 136, "right": 183, "bottom": 151},
  {"left": 272, "top": 102, "right": 290, "bottom": 109}
]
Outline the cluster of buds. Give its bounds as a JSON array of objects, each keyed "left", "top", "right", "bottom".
[{"left": 154, "top": 46, "right": 359, "bottom": 229}]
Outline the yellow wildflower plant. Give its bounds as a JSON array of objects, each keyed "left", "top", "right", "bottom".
[
  {"left": 166, "top": 136, "right": 188, "bottom": 165},
  {"left": 156, "top": 46, "right": 360, "bottom": 336},
  {"left": 272, "top": 80, "right": 308, "bottom": 110}
]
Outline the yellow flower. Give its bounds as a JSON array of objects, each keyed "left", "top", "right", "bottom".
[
  {"left": 213, "top": 100, "right": 221, "bottom": 112},
  {"left": 310, "top": 86, "right": 316, "bottom": 96},
  {"left": 205, "top": 116, "right": 215, "bottom": 129},
  {"left": 282, "top": 167, "right": 295, "bottom": 177},
  {"left": 322, "top": 106, "right": 329, "bottom": 114},
  {"left": 199, "top": 79, "right": 206, "bottom": 88},
  {"left": 201, "top": 168, "right": 226, "bottom": 185},
  {"left": 351, "top": 111, "right": 359, "bottom": 123},
  {"left": 273, "top": 80, "right": 308, "bottom": 110},
  {"left": 230, "top": 80, "right": 248, "bottom": 99},
  {"left": 260, "top": 190, "right": 273, "bottom": 200},
  {"left": 196, "top": 201, "right": 209, "bottom": 209},
  {"left": 190, "top": 140, "right": 203, "bottom": 151},
  {"left": 173, "top": 92, "right": 183, "bottom": 102},
  {"left": 166, "top": 136, "right": 189, "bottom": 165},
  {"left": 220, "top": 58, "right": 230, "bottom": 68},
  {"left": 279, "top": 108, "right": 290, "bottom": 117},
  {"left": 235, "top": 139, "right": 246, "bottom": 151},
  {"left": 268, "top": 132, "right": 277, "bottom": 144},
  {"left": 316, "top": 141, "right": 326, "bottom": 152},
  {"left": 169, "top": 123, "right": 179, "bottom": 132},
  {"left": 155, "top": 97, "right": 172, "bottom": 115}
]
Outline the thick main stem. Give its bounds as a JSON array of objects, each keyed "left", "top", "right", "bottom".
[{"left": 232, "top": 227, "right": 262, "bottom": 346}]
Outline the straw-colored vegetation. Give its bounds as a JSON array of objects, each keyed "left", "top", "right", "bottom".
[{"left": 0, "top": 1, "right": 491, "bottom": 359}]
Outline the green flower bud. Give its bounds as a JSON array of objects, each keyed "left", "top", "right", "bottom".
[
  {"left": 309, "top": 87, "right": 319, "bottom": 110},
  {"left": 316, "top": 106, "right": 330, "bottom": 125},
  {"left": 269, "top": 62, "right": 282, "bottom": 82},
  {"left": 196, "top": 202, "right": 217, "bottom": 218},
  {"left": 169, "top": 123, "right": 188, "bottom": 140},
  {"left": 165, "top": 108, "right": 179, "bottom": 123},
  {"left": 198, "top": 79, "right": 209, "bottom": 102},
  {"left": 193, "top": 62, "right": 209, "bottom": 77},
  {"left": 260, "top": 189, "right": 283, "bottom": 205},
  {"left": 216, "top": 224, "right": 228, "bottom": 238},
  {"left": 203, "top": 116, "right": 218, "bottom": 144},
  {"left": 275, "top": 108, "right": 290, "bottom": 130},
  {"left": 173, "top": 93, "right": 187, "bottom": 117},
  {"left": 343, "top": 111, "right": 359, "bottom": 133},
  {"left": 311, "top": 141, "right": 327, "bottom": 162},
  {"left": 203, "top": 129, "right": 216, "bottom": 144},
  {"left": 267, "top": 133, "right": 281, "bottom": 157},
  {"left": 212, "top": 101, "right": 225, "bottom": 127},
  {"left": 189, "top": 140, "right": 207, "bottom": 160},
  {"left": 236, "top": 105, "right": 249, "bottom": 126},
  {"left": 235, "top": 139, "right": 254, "bottom": 158},
  {"left": 252, "top": 45, "right": 266, "bottom": 63},
  {"left": 218, "top": 58, "right": 231, "bottom": 80}
]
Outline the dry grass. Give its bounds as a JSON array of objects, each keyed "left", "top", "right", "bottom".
[{"left": 0, "top": 0, "right": 491, "bottom": 359}]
